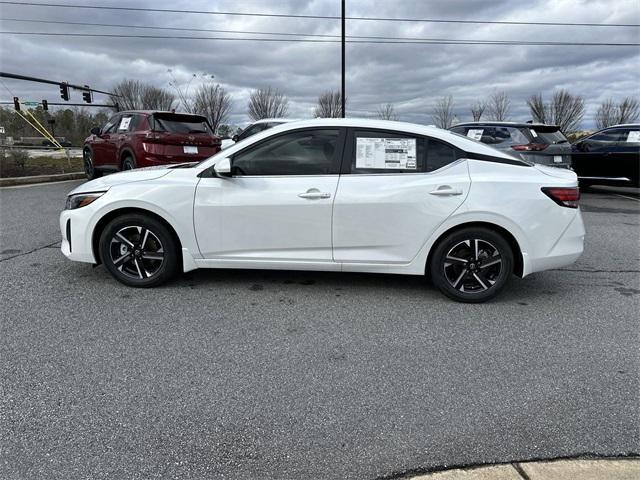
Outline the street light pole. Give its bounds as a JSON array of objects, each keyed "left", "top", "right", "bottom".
[{"left": 341, "top": 0, "right": 346, "bottom": 118}]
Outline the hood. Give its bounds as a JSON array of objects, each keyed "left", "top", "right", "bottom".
[
  {"left": 534, "top": 164, "right": 578, "bottom": 181},
  {"left": 67, "top": 167, "right": 173, "bottom": 195}
]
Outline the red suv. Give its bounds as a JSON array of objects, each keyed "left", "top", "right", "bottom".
[{"left": 83, "top": 110, "right": 221, "bottom": 179}]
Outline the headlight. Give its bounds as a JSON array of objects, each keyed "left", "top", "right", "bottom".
[{"left": 65, "top": 192, "right": 105, "bottom": 210}]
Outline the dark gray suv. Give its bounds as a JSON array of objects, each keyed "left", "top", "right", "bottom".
[{"left": 450, "top": 122, "right": 572, "bottom": 168}]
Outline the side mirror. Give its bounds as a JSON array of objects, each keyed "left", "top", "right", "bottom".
[
  {"left": 213, "top": 157, "right": 232, "bottom": 177},
  {"left": 231, "top": 134, "right": 239, "bottom": 142},
  {"left": 90, "top": 126, "right": 101, "bottom": 136}
]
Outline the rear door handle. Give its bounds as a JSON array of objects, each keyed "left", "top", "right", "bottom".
[
  {"left": 298, "top": 188, "right": 331, "bottom": 200},
  {"left": 429, "top": 186, "right": 463, "bottom": 196}
]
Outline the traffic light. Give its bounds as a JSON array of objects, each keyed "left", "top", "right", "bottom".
[
  {"left": 82, "top": 85, "right": 92, "bottom": 103},
  {"left": 13, "top": 97, "right": 20, "bottom": 111},
  {"left": 42, "top": 99, "right": 48, "bottom": 111},
  {"left": 59, "top": 83, "right": 69, "bottom": 101}
]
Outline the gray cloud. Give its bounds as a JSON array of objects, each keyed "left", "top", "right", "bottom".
[{"left": 1, "top": 0, "right": 638, "bottom": 128}]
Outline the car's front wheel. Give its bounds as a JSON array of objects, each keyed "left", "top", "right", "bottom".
[
  {"left": 99, "top": 214, "right": 179, "bottom": 287},
  {"left": 83, "top": 148, "right": 102, "bottom": 180},
  {"left": 430, "top": 227, "right": 514, "bottom": 303}
]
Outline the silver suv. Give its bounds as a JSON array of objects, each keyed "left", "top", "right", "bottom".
[{"left": 450, "top": 122, "right": 572, "bottom": 168}]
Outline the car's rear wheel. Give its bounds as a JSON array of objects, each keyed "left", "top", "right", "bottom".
[
  {"left": 122, "top": 155, "right": 136, "bottom": 171},
  {"left": 430, "top": 227, "right": 513, "bottom": 303},
  {"left": 83, "top": 148, "right": 102, "bottom": 180},
  {"left": 99, "top": 214, "right": 179, "bottom": 287}
]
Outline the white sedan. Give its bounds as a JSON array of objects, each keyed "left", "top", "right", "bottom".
[{"left": 60, "top": 119, "right": 584, "bottom": 302}]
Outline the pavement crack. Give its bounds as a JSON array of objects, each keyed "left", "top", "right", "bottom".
[
  {"left": 553, "top": 268, "right": 640, "bottom": 273},
  {"left": 512, "top": 462, "right": 531, "bottom": 480},
  {"left": 0, "top": 241, "right": 59, "bottom": 263}
]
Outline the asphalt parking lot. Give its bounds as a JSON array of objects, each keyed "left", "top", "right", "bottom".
[{"left": 1, "top": 180, "right": 638, "bottom": 480}]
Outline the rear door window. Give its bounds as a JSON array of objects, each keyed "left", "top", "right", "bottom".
[
  {"left": 349, "top": 130, "right": 425, "bottom": 174},
  {"left": 117, "top": 114, "right": 135, "bottom": 132},
  {"left": 623, "top": 129, "right": 640, "bottom": 143}
]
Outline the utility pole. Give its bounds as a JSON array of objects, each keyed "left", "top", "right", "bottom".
[{"left": 341, "top": 0, "right": 346, "bottom": 118}]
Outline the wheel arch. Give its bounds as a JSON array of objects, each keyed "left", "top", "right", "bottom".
[
  {"left": 425, "top": 221, "right": 524, "bottom": 278},
  {"left": 119, "top": 147, "right": 136, "bottom": 168},
  {"left": 91, "top": 207, "right": 182, "bottom": 266}
]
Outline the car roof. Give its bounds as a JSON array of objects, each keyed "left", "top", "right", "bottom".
[
  {"left": 203, "top": 118, "right": 520, "bottom": 164},
  {"left": 251, "top": 118, "right": 300, "bottom": 124},
  {"left": 452, "top": 121, "right": 561, "bottom": 129},
  {"left": 116, "top": 110, "right": 207, "bottom": 117},
  {"left": 606, "top": 124, "right": 640, "bottom": 129}
]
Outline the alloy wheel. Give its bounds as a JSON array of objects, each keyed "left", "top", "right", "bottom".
[
  {"left": 109, "top": 226, "right": 164, "bottom": 280},
  {"left": 443, "top": 239, "right": 502, "bottom": 293}
]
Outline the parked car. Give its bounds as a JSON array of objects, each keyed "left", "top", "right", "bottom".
[
  {"left": 61, "top": 119, "right": 583, "bottom": 303},
  {"left": 83, "top": 110, "right": 221, "bottom": 179},
  {"left": 450, "top": 122, "right": 572, "bottom": 168},
  {"left": 220, "top": 118, "right": 299, "bottom": 150},
  {"left": 571, "top": 124, "right": 640, "bottom": 187}
]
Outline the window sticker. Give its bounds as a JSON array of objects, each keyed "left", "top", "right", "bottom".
[
  {"left": 529, "top": 128, "right": 539, "bottom": 137},
  {"left": 627, "top": 131, "right": 640, "bottom": 142},
  {"left": 466, "top": 129, "right": 484, "bottom": 141},
  {"left": 356, "top": 137, "right": 417, "bottom": 169},
  {"left": 118, "top": 117, "right": 132, "bottom": 131}
]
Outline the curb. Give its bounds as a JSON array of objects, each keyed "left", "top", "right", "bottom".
[
  {"left": 0, "top": 172, "right": 85, "bottom": 187},
  {"left": 407, "top": 457, "right": 640, "bottom": 480}
]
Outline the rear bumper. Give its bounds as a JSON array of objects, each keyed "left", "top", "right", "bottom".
[
  {"left": 529, "top": 209, "right": 585, "bottom": 273},
  {"left": 519, "top": 152, "right": 572, "bottom": 169}
]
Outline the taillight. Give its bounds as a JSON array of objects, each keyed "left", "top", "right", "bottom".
[
  {"left": 541, "top": 187, "right": 580, "bottom": 208},
  {"left": 512, "top": 143, "right": 549, "bottom": 151}
]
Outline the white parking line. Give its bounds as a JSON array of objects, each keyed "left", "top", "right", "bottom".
[{"left": 613, "top": 193, "right": 640, "bottom": 202}]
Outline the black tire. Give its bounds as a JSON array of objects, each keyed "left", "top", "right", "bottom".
[
  {"left": 99, "top": 214, "right": 179, "bottom": 287},
  {"left": 83, "top": 148, "right": 102, "bottom": 180},
  {"left": 122, "top": 155, "right": 136, "bottom": 171},
  {"left": 430, "top": 227, "right": 514, "bottom": 303}
]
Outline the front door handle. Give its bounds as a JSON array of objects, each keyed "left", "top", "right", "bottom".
[
  {"left": 429, "top": 186, "right": 463, "bottom": 196},
  {"left": 298, "top": 188, "right": 331, "bottom": 200}
]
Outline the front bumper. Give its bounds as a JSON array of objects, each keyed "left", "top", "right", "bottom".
[{"left": 60, "top": 208, "right": 98, "bottom": 264}]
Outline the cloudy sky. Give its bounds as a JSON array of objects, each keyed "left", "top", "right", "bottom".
[{"left": 1, "top": 0, "right": 639, "bottom": 128}]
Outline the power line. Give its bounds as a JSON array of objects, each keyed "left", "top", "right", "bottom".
[
  {"left": 1, "top": 31, "right": 638, "bottom": 47},
  {"left": 1, "top": 1, "right": 638, "bottom": 28},
  {"left": 5, "top": 17, "right": 638, "bottom": 44}
]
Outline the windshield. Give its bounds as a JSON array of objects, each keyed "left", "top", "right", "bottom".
[{"left": 152, "top": 114, "right": 212, "bottom": 134}]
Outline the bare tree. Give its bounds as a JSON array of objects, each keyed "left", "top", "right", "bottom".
[
  {"left": 375, "top": 103, "right": 398, "bottom": 121},
  {"left": 595, "top": 99, "right": 617, "bottom": 129},
  {"left": 550, "top": 90, "right": 585, "bottom": 132},
  {"left": 526, "top": 93, "right": 548, "bottom": 124},
  {"left": 314, "top": 90, "right": 344, "bottom": 118},
  {"left": 112, "top": 79, "right": 175, "bottom": 111},
  {"left": 528, "top": 90, "right": 585, "bottom": 132},
  {"left": 596, "top": 97, "right": 640, "bottom": 129},
  {"left": 470, "top": 100, "right": 487, "bottom": 121},
  {"left": 617, "top": 97, "right": 640, "bottom": 124},
  {"left": 487, "top": 91, "right": 511, "bottom": 121},
  {"left": 431, "top": 95, "right": 455, "bottom": 129},
  {"left": 247, "top": 87, "right": 289, "bottom": 121},
  {"left": 193, "top": 84, "right": 232, "bottom": 134}
]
